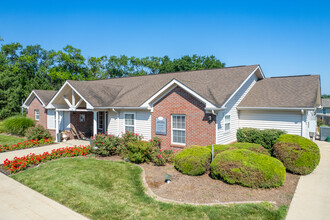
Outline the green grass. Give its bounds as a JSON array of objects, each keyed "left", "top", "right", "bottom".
[
  {"left": 12, "top": 157, "right": 287, "bottom": 220},
  {"left": 0, "top": 134, "right": 26, "bottom": 146}
]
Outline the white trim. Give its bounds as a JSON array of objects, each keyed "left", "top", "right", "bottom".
[
  {"left": 224, "top": 114, "right": 231, "bottom": 132},
  {"left": 46, "top": 81, "right": 94, "bottom": 109},
  {"left": 63, "top": 95, "right": 73, "bottom": 108},
  {"left": 22, "top": 90, "right": 46, "bottom": 108},
  {"left": 221, "top": 66, "right": 262, "bottom": 108},
  {"left": 171, "top": 114, "right": 186, "bottom": 145},
  {"left": 93, "top": 111, "right": 97, "bottom": 136},
  {"left": 237, "top": 107, "right": 316, "bottom": 111},
  {"left": 93, "top": 107, "right": 149, "bottom": 110},
  {"left": 124, "top": 112, "right": 136, "bottom": 133},
  {"left": 140, "top": 79, "right": 217, "bottom": 109},
  {"left": 34, "top": 109, "right": 40, "bottom": 121}
]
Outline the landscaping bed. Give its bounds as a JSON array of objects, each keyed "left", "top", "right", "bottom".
[{"left": 96, "top": 156, "right": 299, "bottom": 206}]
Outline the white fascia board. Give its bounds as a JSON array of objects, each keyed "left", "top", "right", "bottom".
[
  {"left": 140, "top": 79, "right": 217, "bottom": 109},
  {"left": 237, "top": 107, "right": 316, "bottom": 111},
  {"left": 93, "top": 107, "right": 150, "bottom": 110},
  {"left": 22, "top": 90, "right": 46, "bottom": 108},
  {"left": 46, "top": 81, "right": 94, "bottom": 110},
  {"left": 221, "top": 66, "right": 261, "bottom": 108}
]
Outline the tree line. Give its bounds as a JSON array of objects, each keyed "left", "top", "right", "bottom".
[{"left": 0, "top": 43, "right": 225, "bottom": 119}]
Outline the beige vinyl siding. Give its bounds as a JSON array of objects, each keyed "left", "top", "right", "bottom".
[
  {"left": 238, "top": 110, "right": 302, "bottom": 136},
  {"left": 116, "top": 110, "right": 151, "bottom": 140},
  {"left": 107, "top": 111, "right": 119, "bottom": 136},
  {"left": 216, "top": 73, "right": 258, "bottom": 144}
]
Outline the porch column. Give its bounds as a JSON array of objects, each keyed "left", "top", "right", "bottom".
[
  {"left": 55, "top": 110, "right": 59, "bottom": 142},
  {"left": 93, "top": 111, "right": 98, "bottom": 137}
]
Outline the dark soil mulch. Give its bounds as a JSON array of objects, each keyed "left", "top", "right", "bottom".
[{"left": 96, "top": 156, "right": 299, "bottom": 205}]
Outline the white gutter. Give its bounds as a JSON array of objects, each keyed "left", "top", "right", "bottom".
[
  {"left": 93, "top": 107, "right": 150, "bottom": 110},
  {"left": 237, "top": 107, "right": 316, "bottom": 111}
]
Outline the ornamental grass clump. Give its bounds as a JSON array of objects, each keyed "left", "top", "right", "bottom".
[
  {"left": 3, "top": 145, "right": 90, "bottom": 173},
  {"left": 210, "top": 149, "right": 286, "bottom": 188},
  {"left": 3, "top": 115, "right": 34, "bottom": 136},
  {"left": 207, "top": 142, "right": 269, "bottom": 156},
  {"left": 174, "top": 146, "right": 211, "bottom": 176},
  {"left": 273, "top": 134, "right": 320, "bottom": 175},
  {"left": 0, "top": 138, "right": 53, "bottom": 153}
]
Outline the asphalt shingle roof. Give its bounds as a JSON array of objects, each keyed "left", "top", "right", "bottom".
[
  {"left": 322, "top": 98, "right": 330, "bottom": 108},
  {"left": 68, "top": 65, "right": 259, "bottom": 107},
  {"left": 238, "top": 75, "right": 321, "bottom": 108},
  {"left": 34, "top": 90, "right": 58, "bottom": 105}
]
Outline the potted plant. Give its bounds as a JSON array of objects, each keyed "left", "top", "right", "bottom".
[{"left": 61, "top": 130, "right": 69, "bottom": 141}]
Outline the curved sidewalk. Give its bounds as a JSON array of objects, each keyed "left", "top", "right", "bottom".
[
  {"left": 0, "top": 140, "right": 90, "bottom": 219},
  {"left": 286, "top": 141, "right": 330, "bottom": 220}
]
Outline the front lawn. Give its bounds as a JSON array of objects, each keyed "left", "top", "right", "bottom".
[
  {"left": 12, "top": 157, "right": 287, "bottom": 220},
  {"left": 0, "top": 134, "right": 26, "bottom": 146}
]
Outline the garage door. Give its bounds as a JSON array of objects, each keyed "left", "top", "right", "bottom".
[{"left": 239, "top": 110, "right": 301, "bottom": 135}]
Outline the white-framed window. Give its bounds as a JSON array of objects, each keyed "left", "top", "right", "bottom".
[
  {"left": 98, "top": 112, "right": 103, "bottom": 130},
  {"left": 172, "top": 115, "right": 186, "bottom": 145},
  {"left": 80, "top": 114, "right": 85, "bottom": 122},
  {"left": 35, "top": 110, "right": 39, "bottom": 121},
  {"left": 224, "top": 114, "right": 231, "bottom": 131},
  {"left": 124, "top": 113, "right": 135, "bottom": 133}
]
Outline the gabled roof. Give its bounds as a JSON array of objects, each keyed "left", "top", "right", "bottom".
[
  {"left": 322, "top": 98, "right": 330, "bottom": 108},
  {"left": 23, "top": 90, "right": 57, "bottom": 108},
  {"left": 67, "top": 65, "right": 261, "bottom": 108},
  {"left": 238, "top": 75, "right": 321, "bottom": 109}
]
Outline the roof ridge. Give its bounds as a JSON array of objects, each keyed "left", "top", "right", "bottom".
[
  {"left": 70, "top": 64, "right": 259, "bottom": 83},
  {"left": 269, "top": 74, "right": 319, "bottom": 79}
]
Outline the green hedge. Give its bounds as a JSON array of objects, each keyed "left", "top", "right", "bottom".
[
  {"left": 207, "top": 142, "right": 269, "bottom": 156},
  {"left": 3, "top": 116, "right": 35, "bottom": 136},
  {"left": 237, "top": 128, "right": 286, "bottom": 154},
  {"left": 273, "top": 134, "right": 320, "bottom": 175},
  {"left": 174, "top": 146, "right": 211, "bottom": 176},
  {"left": 210, "top": 149, "right": 286, "bottom": 188}
]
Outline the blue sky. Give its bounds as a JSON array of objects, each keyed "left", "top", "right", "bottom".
[{"left": 1, "top": 0, "right": 329, "bottom": 94}]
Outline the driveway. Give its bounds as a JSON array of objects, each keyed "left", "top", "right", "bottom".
[
  {"left": 0, "top": 140, "right": 90, "bottom": 219},
  {"left": 286, "top": 140, "right": 330, "bottom": 220},
  {"left": 0, "top": 139, "right": 90, "bottom": 164}
]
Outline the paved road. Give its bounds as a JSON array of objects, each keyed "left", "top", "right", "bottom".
[
  {"left": 0, "top": 140, "right": 90, "bottom": 220},
  {"left": 0, "top": 140, "right": 90, "bottom": 164},
  {"left": 286, "top": 141, "right": 330, "bottom": 220}
]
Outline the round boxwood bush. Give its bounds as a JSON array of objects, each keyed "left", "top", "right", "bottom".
[
  {"left": 174, "top": 146, "right": 211, "bottom": 176},
  {"left": 207, "top": 142, "right": 269, "bottom": 156},
  {"left": 273, "top": 134, "right": 320, "bottom": 175},
  {"left": 3, "top": 115, "right": 35, "bottom": 136},
  {"left": 210, "top": 149, "right": 286, "bottom": 188}
]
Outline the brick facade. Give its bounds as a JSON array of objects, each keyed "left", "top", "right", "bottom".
[
  {"left": 70, "top": 112, "right": 93, "bottom": 139},
  {"left": 151, "top": 86, "right": 216, "bottom": 149},
  {"left": 26, "top": 97, "right": 47, "bottom": 128}
]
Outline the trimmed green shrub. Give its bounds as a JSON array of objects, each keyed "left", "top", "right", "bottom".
[
  {"left": 125, "top": 141, "right": 153, "bottom": 164},
  {"left": 210, "top": 149, "right": 286, "bottom": 188},
  {"left": 25, "top": 125, "right": 53, "bottom": 140},
  {"left": 3, "top": 116, "right": 34, "bottom": 136},
  {"left": 237, "top": 128, "right": 286, "bottom": 154},
  {"left": 91, "top": 133, "right": 123, "bottom": 156},
  {"left": 207, "top": 143, "right": 269, "bottom": 156},
  {"left": 174, "top": 146, "right": 211, "bottom": 176},
  {"left": 273, "top": 134, "right": 320, "bottom": 175}
]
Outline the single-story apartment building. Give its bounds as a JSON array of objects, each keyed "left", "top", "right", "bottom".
[{"left": 22, "top": 65, "right": 321, "bottom": 148}]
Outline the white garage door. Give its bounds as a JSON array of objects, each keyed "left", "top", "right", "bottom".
[{"left": 239, "top": 110, "right": 302, "bottom": 135}]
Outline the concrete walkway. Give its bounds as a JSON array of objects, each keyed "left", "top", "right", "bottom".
[
  {"left": 0, "top": 140, "right": 90, "bottom": 219},
  {"left": 0, "top": 139, "right": 90, "bottom": 164},
  {"left": 286, "top": 141, "right": 330, "bottom": 220}
]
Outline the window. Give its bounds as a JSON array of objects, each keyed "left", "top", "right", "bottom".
[
  {"left": 98, "top": 112, "right": 103, "bottom": 130},
  {"left": 323, "top": 108, "right": 326, "bottom": 115},
  {"left": 172, "top": 115, "right": 186, "bottom": 145},
  {"left": 224, "top": 115, "right": 230, "bottom": 131},
  {"left": 80, "top": 114, "right": 85, "bottom": 122},
  {"left": 125, "top": 113, "right": 135, "bottom": 132},
  {"left": 35, "top": 110, "right": 39, "bottom": 121}
]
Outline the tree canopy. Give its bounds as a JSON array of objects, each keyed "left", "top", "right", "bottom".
[{"left": 0, "top": 43, "right": 225, "bottom": 119}]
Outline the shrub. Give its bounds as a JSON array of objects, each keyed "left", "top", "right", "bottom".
[
  {"left": 3, "top": 146, "right": 90, "bottom": 173},
  {"left": 210, "top": 149, "right": 286, "bottom": 188},
  {"left": 174, "top": 146, "right": 211, "bottom": 176},
  {"left": 150, "top": 147, "right": 174, "bottom": 166},
  {"left": 125, "top": 140, "right": 154, "bottom": 164},
  {"left": 0, "top": 121, "right": 6, "bottom": 133},
  {"left": 237, "top": 128, "right": 286, "bottom": 154},
  {"left": 3, "top": 115, "right": 34, "bottom": 136},
  {"left": 25, "top": 125, "right": 53, "bottom": 140},
  {"left": 207, "top": 143, "right": 269, "bottom": 156},
  {"left": 91, "top": 133, "right": 122, "bottom": 156},
  {"left": 122, "top": 130, "right": 142, "bottom": 143},
  {"left": 0, "top": 138, "right": 53, "bottom": 152},
  {"left": 273, "top": 134, "right": 320, "bottom": 175}
]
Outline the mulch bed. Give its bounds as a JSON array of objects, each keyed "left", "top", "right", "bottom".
[{"left": 96, "top": 156, "right": 300, "bottom": 206}]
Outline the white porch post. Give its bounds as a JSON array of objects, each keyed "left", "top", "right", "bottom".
[
  {"left": 93, "top": 111, "right": 98, "bottom": 137},
  {"left": 55, "top": 110, "right": 59, "bottom": 142}
]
